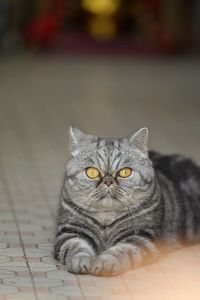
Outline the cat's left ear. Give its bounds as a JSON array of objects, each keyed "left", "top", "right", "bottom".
[{"left": 129, "top": 127, "right": 149, "bottom": 154}]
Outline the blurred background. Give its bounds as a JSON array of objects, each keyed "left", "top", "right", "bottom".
[
  {"left": 0, "top": 2, "right": 200, "bottom": 299},
  {"left": 0, "top": 0, "right": 200, "bottom": 189},
  {"left": 0, "top": 0, "right": 200, "bottom": 194},
  {"left": 0, "top": 0, "right": 200, "bottom": 54}
]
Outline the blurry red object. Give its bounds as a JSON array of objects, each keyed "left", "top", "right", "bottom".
[
  {"left": 25, "top": 0, "right": 65, "bottom": 47},
  {"left": 25, "top": 13, "right": 60, "bottom": 46}
]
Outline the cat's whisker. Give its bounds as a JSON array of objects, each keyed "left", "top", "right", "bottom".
[
  {"left": 88, "top": 187, "right": 107, "bottom": 198},
  {"left": 119, "top": 198, "right": 135, "bottom": 227}
]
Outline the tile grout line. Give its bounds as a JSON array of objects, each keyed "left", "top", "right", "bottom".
[
  {"left": 119, "top": 276, "right": 134, "bottom": 300},
  {"left": 0, "top": 159, "right": 39, "bottom": 300},
  {"left": 1, "top": 103, "right": 57, "bottom": 300},
  {"left": 9, "top": 99, "right": 88, "bottom": 300},
  {"left": 23, "top": 133, "right": 89, "bottom": 300},
  {"left": 10, "top": 100, "right": 56, "bottom": 221}
]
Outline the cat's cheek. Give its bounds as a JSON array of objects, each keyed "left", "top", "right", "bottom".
[
  {"left": 81, "top": 173, "right": 100, "bottom": 187},
  {"left": 75, "top": 173, "right": 94, "bottom": 189},
  {"left": 65, "top": 160, "right": 78, "bottom": 177},
  {"left": 68, "top": 179, "right": 79, "bottom": 191},
  {"left": 66, "top": 175, "right": 92, "bottom": 191},
  {"left": 68, "top": 179, "right": 73, "bottom": 186}
]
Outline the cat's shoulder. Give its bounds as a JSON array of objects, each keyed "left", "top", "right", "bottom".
[
  {"left": 149, "top": 150, "right": 200, "bottom": 181},
  {"left": 149, "top": 150, "right": 186, "bottom": 168}
]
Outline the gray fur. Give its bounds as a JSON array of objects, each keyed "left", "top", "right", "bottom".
[{"left": 54, "top": 127, "right": 200, "bottom": 276}]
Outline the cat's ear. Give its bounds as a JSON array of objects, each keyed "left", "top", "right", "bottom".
[
  {"left": 69, "top": 126, "right": 85, "bottom": 155},
  {"left": 69, "top": 126, "right": 85, "bottom": 145},
  {"left": 69, "top": 126, "right": 96, "bottom": 156},
  {"left": 129, "top": 127, "right": 149, "bottom": 154}
]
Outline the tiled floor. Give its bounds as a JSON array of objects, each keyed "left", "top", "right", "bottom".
[{"left": 0, "top": 54, "right": 200, "bottom": 300}]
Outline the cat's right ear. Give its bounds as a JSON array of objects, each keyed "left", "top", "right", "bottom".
[
  {"left": 69, "top": 126, "right": 84, "bottom": 156},
  {"left": 69, "top": 126, "right": 98, "bottom": 156}
]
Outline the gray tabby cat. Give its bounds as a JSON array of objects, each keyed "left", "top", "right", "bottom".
[{"left": 54, "top": 127, "right": 200, "bottom": 276}]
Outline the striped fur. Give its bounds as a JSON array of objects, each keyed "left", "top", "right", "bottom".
[{"left": 54, "top": 127, "right": 200, "bottom": 276}]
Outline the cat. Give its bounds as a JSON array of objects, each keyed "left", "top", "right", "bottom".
[{"left": 54, "top": 126, "right": 200, "bottom": 276}]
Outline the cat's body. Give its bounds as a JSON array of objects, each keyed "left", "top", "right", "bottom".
[{"left": 54, "top": 127, "right": 200, "bottom": 276}]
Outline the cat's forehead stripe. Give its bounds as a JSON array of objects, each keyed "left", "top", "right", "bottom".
[
  {"left": 96, "top": 150, "right": 108, "bottom": 170},
  {"left": 97, "top": 139, "right": 120, "bottom": 151},
  {"left": 95, "top": 140, "right": 124, "bottom": 173},
  {"left": 110, "top": 152, "right": 121, "bottom": 171}
]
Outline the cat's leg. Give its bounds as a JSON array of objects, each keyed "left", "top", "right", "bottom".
[
  {"left": 54, "top": 237, "right": 95, "bottom": 274},
  {"left": 91, "top": 240, "right": 158, "bottom": 276}
]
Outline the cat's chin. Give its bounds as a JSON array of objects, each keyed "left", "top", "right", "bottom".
[
  {"left": 100, "top": 197, "right": 115, "bottom": 208},
  {"left": 95, "top": 196, "right": 124, "bottom": 212}
]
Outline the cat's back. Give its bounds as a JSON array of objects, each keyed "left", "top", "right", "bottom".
[
  {"left": 149, "top": 150, "right": 200, "bottom": 190},
  {"left": 149, "top": 150, "right": 200, "bottom": 242}
]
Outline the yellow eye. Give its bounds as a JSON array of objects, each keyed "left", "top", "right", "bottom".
[
  {"left": 86, "top": 167, "right": 100, "bottom": 179},
  {"left": 118, "top": 167, "right": 132, "bottom": 178}
]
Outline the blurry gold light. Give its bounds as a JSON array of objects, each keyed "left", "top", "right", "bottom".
[
  {"left": 89, "top": 16, "right": 117, "bottom": 39},
  {"left": 82, "top": 0, "right": 120, "bottom": 15}
]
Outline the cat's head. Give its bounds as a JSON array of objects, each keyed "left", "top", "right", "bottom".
[{"left": 65, "top": 127, "right": 155, "bottom": 212}]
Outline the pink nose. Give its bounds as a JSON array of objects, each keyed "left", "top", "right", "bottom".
[{"left": 104, "top": 179, "right": 113, "bottom": 187}]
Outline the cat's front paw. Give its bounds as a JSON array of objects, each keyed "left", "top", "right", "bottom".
[
  {"left": 66, "top": 255, "right": 92, "bottom": 274},
  {"left": 91, "top": 254, "right": 124, "bottom": 276}
]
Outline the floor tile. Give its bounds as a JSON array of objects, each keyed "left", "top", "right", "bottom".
[{"left": 0, "top": 55, "right": 200, "bottom": 300}]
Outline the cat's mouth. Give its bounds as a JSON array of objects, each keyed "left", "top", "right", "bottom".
[
  {"left": 87, "top": 188, "right": 125, "bottom": 211},
  {"left": 99, "top": 189, "right": 117, "bottom": 200}
]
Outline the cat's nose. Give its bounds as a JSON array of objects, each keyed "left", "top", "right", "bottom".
[{"left": 103, "top": 177, "right": 113, "bottom": 187}]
